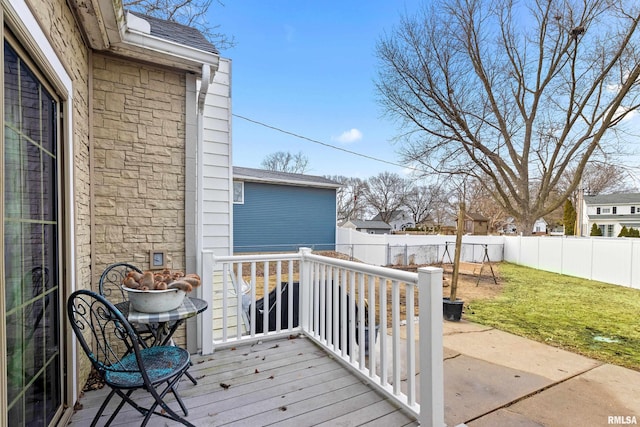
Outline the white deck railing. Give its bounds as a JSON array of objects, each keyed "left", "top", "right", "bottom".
[{"left": 201, "top": 248, "right": 444, "bottom": 426}]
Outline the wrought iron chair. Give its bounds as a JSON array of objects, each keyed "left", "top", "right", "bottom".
[
  {"left": 98, "top": 262, "right": 198, "bottom": 384},
  {"left": 98, "top": 262, "right": 156, "bottom": 345},
  {"left": 67, "top": 289, "right": 195, "bottom": 427},
  {"left": 98, "top": 262, "right": 143, "bottom": 302}
]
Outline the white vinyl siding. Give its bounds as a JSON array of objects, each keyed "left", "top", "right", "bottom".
[{"left": 201, "top": 58, "right": 232, "bottom": 255}]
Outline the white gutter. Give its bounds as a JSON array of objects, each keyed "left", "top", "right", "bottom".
[{"left": 120, "top": 11, "right": 220, "bottom": 71}]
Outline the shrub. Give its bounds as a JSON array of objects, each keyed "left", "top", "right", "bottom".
[
  {"left": 590, "top": 223, "right": 602, "bottom": 236},
  {"left": 619, "top": 226, "right": 629, "bottom": 237}
]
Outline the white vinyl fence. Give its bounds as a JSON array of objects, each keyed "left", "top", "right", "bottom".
[
  {"left": 336, "top": 227, "right": 640, "bottom": 289},
  {"left": 336, "top": 227, "right": 504, "bottom": 266},
  {"left": 504, "top": 236, "right": 640, "bottom": 289}
]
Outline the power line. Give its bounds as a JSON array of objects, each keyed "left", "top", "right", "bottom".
[{"left": 232, "top": 113, "right": 420, "bottom": 172}]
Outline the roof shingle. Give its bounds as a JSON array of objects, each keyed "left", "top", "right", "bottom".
[{"left": 129, "top": 11, "right": 218, "bottom": 54}]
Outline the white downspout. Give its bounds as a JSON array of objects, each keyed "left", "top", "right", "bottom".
[
  {"left": 196, "top": 63, "right": 216, "bottom": 353},
  {"left": 196, "top": 63, "right": 212, "bottom": 275}
]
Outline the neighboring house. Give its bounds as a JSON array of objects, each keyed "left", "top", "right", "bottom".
[
  {"left": 3, "top": 1, "right": 231, "bottom": 424},
  {"left": 463, "top": 212, "right": 489, "bottom": 235},
  {"left": 233, "top": 167, "right": 341, "bottom": 252},
  {"left": 371, "top": 209, "right": 415, "bottom": 231},
  {"left": 547, "top": 222, "right": 565, "bottom": 236},
  {"left": 582, "top": 193, "right": 640, "bottom": 237},
  {"left": 532, "top": 218, "right": 548, "bottom": 235},
  {"left": 341, "top": 219, "right": 392, "bottom": 234},
  {"left": 498, "top": 217, "right": 518, "bottom": 235}
]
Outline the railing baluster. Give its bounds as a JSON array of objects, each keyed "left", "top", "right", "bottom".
[
  {"left": 358, "top": 273, "right": 366, "bottom": 369},
  {"left": 406, "top": 282, "right": 416, "bottom": 405},
  {"left": 340, "top": 268, "right": 347, "bottom": 358},
  {"left": 263, "top": 261, "right": 269, "bottom": 336},
  {"left": 392, "top": 279, "right": 400, "bottom": 394},
  {"left": 276, "top": 260, "right": 282, "bottom": 332},
  {"left": 348, "top": 270, "right": 356, "bottom": 364},
  {"left": 222, "top": 263, "right": 229, "bottom": 342},
  {"left": 235, "top": 263, "right": 243, "bottom": 340},
  {"left": 313, "top": 261, "right": 319, "bottom": 338},
  {"left": 288, "top": 260, "right": 294, "bottom": 330},
  {"left": 379, "top": 277, "right": 388, "bottom": 386},
  {"left": 332, "top": 267, "right": 339, "bottom": 352},
  {"left": 367, "top": 275, "right": 376, "bottom": 378},
  {"left": 320, "top": 263, "right": 326, "bottom": 344},
  {"left": 250, "top": 262, "right": 256, "bottom": 337}
]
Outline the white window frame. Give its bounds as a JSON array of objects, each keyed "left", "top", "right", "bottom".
[{"left": 233, "top": 181, "right": 244, "bottom": 204}]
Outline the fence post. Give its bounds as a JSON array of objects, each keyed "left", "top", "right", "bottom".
[
  {"left": 417, "top": 266, "right": 444, "bottom": 427},
  {"left": 299, "top": 247, "right": 312, "bottom": 332}
]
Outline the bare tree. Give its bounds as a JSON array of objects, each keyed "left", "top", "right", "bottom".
[
  {"left": 559, "top": 161, "right": 637, "bottom": 211},
  {"left": 124, "top": 0, "right": 235, "bottom": 49},
  {"left": 327, "top": 176, "right": 369, "bottom": 222},
  {"left": 404, "top": 183, "right": 446, "bottom": 226},
  {"left": 261, "top": 151, "right": 309, "bottom": 174},
  {"left": 464, "top": 179, "right": 510, "bottom": 233},
  {"left": 376, "top": 0, "right": 640, "bottom": 235},
  {"left": 577, "top": 162, "right": 636, "bottom": 196},
  {"left": 364, "top": 172, "right": 410, "bottom": 223}
]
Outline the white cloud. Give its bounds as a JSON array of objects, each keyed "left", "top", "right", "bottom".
[
  {"left": 333, "top": 128, "right": 363, "bottom": 143},
  {"left": 613, "top": 105, "right": 639, "bottom": 122}
]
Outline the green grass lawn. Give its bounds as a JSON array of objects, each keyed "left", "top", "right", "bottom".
[{"left": 465, "top": 262, "right": 640, "bottom": 371}]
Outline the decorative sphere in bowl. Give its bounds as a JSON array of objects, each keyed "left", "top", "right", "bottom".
[{"left": 122, "top": 286, "right": 186, "bottom": 313}]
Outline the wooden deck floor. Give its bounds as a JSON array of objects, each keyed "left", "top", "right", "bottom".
[{"left": 67, "top": 336, "right": 418, "bottom": 427}]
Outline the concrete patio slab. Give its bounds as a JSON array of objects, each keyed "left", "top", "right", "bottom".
[
  {"left": 467, "top": 409, "right": 547, "bottom": 427},
  {"left": 386, "top": 319, "right": 640, "bottom": 427},
  {"left": 443, "top": 326, "right": 601, "bottom": 381},
  {"left": 470, "top": 363, "right": 640, "bottom": 427},
  {"left": 443, "top": 354, "right": 551, "bottom": 427}
]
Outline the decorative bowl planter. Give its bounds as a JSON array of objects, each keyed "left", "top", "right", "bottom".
[{"left": 122, "top": 286, "right": 186, "bottom": 313}]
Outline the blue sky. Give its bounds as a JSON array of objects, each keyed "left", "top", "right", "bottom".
[{"left": 211, "top": 1, "right": 420, "bottom": 179}]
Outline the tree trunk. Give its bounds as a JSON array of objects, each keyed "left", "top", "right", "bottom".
[{"left": 519, "top": 217, "right": 536, "bottom": 236}]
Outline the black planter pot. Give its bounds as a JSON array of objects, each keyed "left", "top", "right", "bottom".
[{"left": 443, "top": 297, "right": 464, "bottom": 321}]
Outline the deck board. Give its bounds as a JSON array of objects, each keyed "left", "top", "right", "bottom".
[{"left": 67, "top": 336, "right": 416, "bottom": 427}]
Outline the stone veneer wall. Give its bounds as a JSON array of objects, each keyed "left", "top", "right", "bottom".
[
  {"left": 26, "top": 0, "right": 93, "bottom": 388},
  {"left": 92, "top": 54, "right": 188, "bottom": 342}
]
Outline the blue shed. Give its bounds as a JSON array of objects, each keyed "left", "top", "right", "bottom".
[{"left": 232, "top": 167, "right": 341, "bottom": 253}]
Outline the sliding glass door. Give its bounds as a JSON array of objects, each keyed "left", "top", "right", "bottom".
[{"left": 4, "top": 38, "right": 62, "bottom": 426}]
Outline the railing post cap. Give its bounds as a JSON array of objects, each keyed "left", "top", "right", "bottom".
[{"left": 417, "top": 266, "right": 443, "bottom": 273}]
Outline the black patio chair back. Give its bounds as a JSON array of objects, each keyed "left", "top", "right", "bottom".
[
  {"left": 67, "top": 289, "right": 195, "bottom": 427},
  {"left": 98, "top": 262, "right": 143, "bottom": 302}
]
